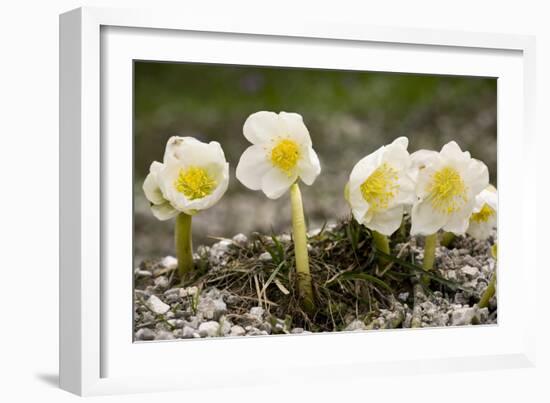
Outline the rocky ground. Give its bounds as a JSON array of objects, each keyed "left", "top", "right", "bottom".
[{"left": 134, "top": 225, "right": 497, "bottom": 341}]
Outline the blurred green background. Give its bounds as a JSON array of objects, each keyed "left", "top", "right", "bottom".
[{"left": 134, "top": 61, "right": 497, "bottom": 260}]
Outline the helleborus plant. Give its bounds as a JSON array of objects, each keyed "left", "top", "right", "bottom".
[
  {"left": 467, "top": 185, "right": 498, "bottom": 240},
  {"left": 345, "top": 137, "right": 415, "bottom": 265},
  {"left": 410, "top": 141, "right": 489, "bottom": 271},
  {"left": 236, "top": 111, "right": 321, "bottom": 311},
  {"left": 468, "top": 185, "right": 498, "bottom": 309},
  {"left": 143, "top": 136, "right": 229, "bottom": 280}
]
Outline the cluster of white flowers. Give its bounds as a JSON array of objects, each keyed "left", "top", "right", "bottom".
[
  {"left": 143, "top": 112, "right": 496, "bottom": 243},
  {"left": 144, "top": 111, "right": 321, "bottom": 218},
  {"left": 346, "top": 139, "right": 497, "bottom": 240}
]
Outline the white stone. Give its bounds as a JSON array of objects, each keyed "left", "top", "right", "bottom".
[
  {"left": 209, "top": 240, "right": 233, "bottom": 265},
  {"left": 229, "top": 325, "right": 246, "bottom": 337},
  {"left": 461, "top": 265, "right": 480, "bottom": 278},
  {"left": 198, "top": 321, "right": 220, "bottom": 337},
  {"left": 446, "top": 270, "right": 458, "bottom": 281},
  {"left": 278, "top": 234, "right": 291, "bottom": 243},
  {"left": 135, "top": 328, "right": 155, "bottom": 341},
  {"left": 398, "top": 292, "right": 409, "bottom": 302},
  {"left": 232, "top": 233, "right": 248, "bottom": 245},
  {"left": 147, "top": 295, "right": 170, "bottom": 315},
  {"left": 345, "top": 320, "right": 367, "bottom": 331},
  {"left": 155, "top": 330, "right": 175, "bottom": 340},
  {"left": 161, "top": 256, "right": 178, "bottom": 269},
  {"left": 154, "top": 276, "right": 169, "bottom": 289},
  {"left": 451, "top": 307, "right": 478, "bottom": 326},
  {"left": 259, "top": 252, "right": 272, "bottom": 262},
  {"left": 249, "top": 306, "right": 264, "bottom": 320},
  {"left": 182, "top": 326, "right": 195, "bottom": 339},
  {"left": 197, "top": 297, "right": 227, "bottom": 320},
  {"left": 183, "top": 286, "right": 198, "bottom": 297}
]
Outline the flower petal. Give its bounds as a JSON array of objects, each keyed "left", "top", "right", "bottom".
[
  {"left": 410, "top": 200, "right": 447, "bottom": 235},
  {"left": 442, "top": 202, "right": 474, "bottom": 235},
  {"left": 261, "top": 168, "right": 296, "bottom": 199},
  {"left": 462, "top": 158, "right": 489, "bottom": 197},
  {"left": 297, "top": 146, "right": 321, "bottom": 185},
  {"left": 279, "top": 111, "right": 312, "bottom": 146},
  {"left": 410, "top": 149, "right": 439, "bottom": 171},
  {"left": 151, "top": 202, "right": 179, "bottom": 221},
  {"left": 349, "top": 194, "right": 370, "bottom": 225},
  {"left": 163, "top": 137, "right": 227, "bottom": 169},
  {"left": 243, "top": 111, "right": 281, "bottom": 145},
  {"left": 395, "top": 172, "right": 417, "bottom": 205},
  {"left": 467, "top": 219, "right": 495, "bottom": 240},
  {"left": 236, "top": 145, "right": 271, "bottom": 190},
  {"left": 143, "top": 162, "right": 166, "bottom": 205},
  {"left": 367, "top": 206, "right": 404, "bottom": 236},
  {"left": 440, "top": 141, "right": 469, "bottom": 165},
  {"left": 391, "top": 136, "right": 409, "bottom": 149},
  {"left": 348, "top": 146, "right": 384, "bottom": 189}
]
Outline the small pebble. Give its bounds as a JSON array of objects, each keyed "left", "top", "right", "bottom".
[
  {"left": 259, "top": 252, "right": 272, "bottom": 262},
  {"left": 229, "top": 325, "right": 246, "bottom": 337},
  {"left": 154, "top": 276, "right": 169, "bottom": 289},
  {"left": 182, "top": 326, "right": 195, "bottom": 339},
  {"left": 249, "top": 306, "right": 264, "bottom": 320},
  {"left": 161, "top": 256, "right": 178, "bottom": 269},
  {"left": 155, "top": 330, "right": 175, "bottom": 340},
  {"left": 135, "top": 269, "right": 152, "bottom": 278},
  {"left": 135, "top": 328, "right": 155, "bottom": 341},
  {"left": 198, "top": 321, "right": 220, "bottom": 337},
  {"left": 147, "top": 295, "right": 170, "bottom": 315},
  {"left": 232, "top": 233, "right": 248, "bottom": 245}
]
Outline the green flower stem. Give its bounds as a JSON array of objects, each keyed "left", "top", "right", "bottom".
[
  {"left": 290, "top": 182, "right": 314, "bottom": 312},
  {"left": 478, "top": 272, "right": 496, "bottom": 309},
  {"left": 440, "top": 232, "right": 456, "bottom": 248},
  {"left": 175, "top": 212, "right": 194, "bottom": 280},
  {"left": 423, "top": 233, "right": 438, "bottom": 271},
  {"left": 372, "top": 230, "right": 390, "bottom": 267}
]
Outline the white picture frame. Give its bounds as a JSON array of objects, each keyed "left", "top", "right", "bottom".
[{"left": 59, "top": 6, "right": 537, "bottom": 396}]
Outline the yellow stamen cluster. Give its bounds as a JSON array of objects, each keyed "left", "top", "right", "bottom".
[
  {"left": 174, "top": 166, "right": 217, "bottom": 200},
  {"left": 360, "top": 163, "right": 399, "bottom": 211},
  {"left": 270, "top": 139, "right": 300, "bottom": 175},
  {"left": 471, "top": 203, "right": 495, "bottom": 223},
  {"left": 427, "top": 166, "right": 468, "bottom": 214}
]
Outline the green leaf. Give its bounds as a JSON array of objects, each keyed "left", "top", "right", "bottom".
[
  {"left": 261, "top": 261, "right": 286, "bottom": 295},
  {"left": 327, "top": 271, "right": 393, "bottom": 293},
  {"left": 374, "top": 249, "right": 471, "bottom": 292},
  {"left": 271, "top": 234, "right": 285, "bottom": 263}
]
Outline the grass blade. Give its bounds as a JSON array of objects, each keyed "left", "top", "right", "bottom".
[
  {"left": 374, "top": 249, "right": 471, "bottom": 292},
  {"left": 327, "top": 271, "right": 393, "bottom": 293}
]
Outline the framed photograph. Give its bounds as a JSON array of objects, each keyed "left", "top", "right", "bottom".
[{"left": 60, "top": 7, "right": 537, "bottom": 396}]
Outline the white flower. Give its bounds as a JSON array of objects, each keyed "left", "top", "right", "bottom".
[
  {"left": 346, "top": 137, "right": 416, "bottom": 236},
  {"left": 410, "top": 141, "right": 489, "bottom": 236},
  {"left": 143, "top": 136, "right": 229, "bottom": 219},
  {"left": 467, "top": 185, "right": 497, "bottom": 240},
  {"left": 236, "top": 111, "right": 321, "bottom": 199}
]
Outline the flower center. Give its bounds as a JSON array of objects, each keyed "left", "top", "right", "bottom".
[
  {"left": 427, "top": 166, "right": 468, "bottom": 214},
  {"left": 174, "top": 166, "right": 217, "bottom": 200},
  {"left": 270, "top": 139, "right": 300, "bottom": 175},
  {"left": 360, "top": 163, "right": 399, "bottom": 211},
  {"left": 470, "top": 204, "right": 495, "bottom": 223}
]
